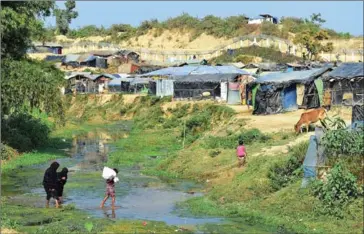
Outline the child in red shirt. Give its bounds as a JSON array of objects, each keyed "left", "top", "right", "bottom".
[{"left": 236, "top": 140, "right": 247, "bottom": 168}]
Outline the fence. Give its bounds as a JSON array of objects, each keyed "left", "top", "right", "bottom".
[{"left": 59, "top": 34, "right": 364, "bottom": 63}]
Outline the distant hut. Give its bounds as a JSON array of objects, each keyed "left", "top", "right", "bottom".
[{"left": 248, "top": 66, "right": 333, "bottom": 115}]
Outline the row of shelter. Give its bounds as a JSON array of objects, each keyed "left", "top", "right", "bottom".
[{"left": 63, "top": 62, "right": 363, "bottom": 121}]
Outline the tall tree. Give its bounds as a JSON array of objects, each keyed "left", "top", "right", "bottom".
[
  {"left": 1, "top": 1, "right": 65, "bottom": 123},
  {"left": 0, "top": 1, "right": 54, "bottom": 59},
  {"left": 54, "top": 0, "right": 78, "bottom": 35},
  {"left": 293, "top": 13, "right": 333, "bottom": 60}
]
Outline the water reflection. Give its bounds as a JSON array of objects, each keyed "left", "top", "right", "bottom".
[
  {"left": 67, "top": 129, "right": 128, "bottom": 171},
  {"left": 103, "top": 208, "right": 116, "bottom": 219}
]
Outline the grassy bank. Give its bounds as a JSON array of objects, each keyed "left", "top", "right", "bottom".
[
  {"left": 96, "top": 95, "right": 363, "bottom": 233},
  {"left": 1, "top": 200, "right": 185, "bottom": 234}
]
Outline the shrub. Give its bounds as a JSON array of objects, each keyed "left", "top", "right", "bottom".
[
  {"left": 1, "top": 144, "right": 18, "bottom": 161},
  {"left": 268, "top": 141, "right": 309, "bottom": 191},
  {"left": 312, "top": 163, "right": 361, "bottom": 218},
  {"left": 1, "top": 113, "right": 51, "bottom": 152},
  {"left": 202, "top": 128, "right": 270, "bottom": 149},
  {"left": 322, "top": 128, "right": 364, "bottom": 157},
  {"left": 234, "top": 55, "right": 256, "bottom": 64}
]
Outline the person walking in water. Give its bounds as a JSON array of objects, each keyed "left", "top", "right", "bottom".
[
  {"left": 236, "top": 140, "right": 247, "bottom": 168},
  {"left": 100, "top": 168, "right": 118, "bottom": 209},
  {"left": 43, "top": 161, "right": 60, "bottom": 208},
  {"left": 57, "top": 167, "right": 69, "bottom": 204}
]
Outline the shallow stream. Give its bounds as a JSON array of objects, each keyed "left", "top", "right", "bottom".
[{"left": 2, "top": 123, "right": 273, "bottom": 233}]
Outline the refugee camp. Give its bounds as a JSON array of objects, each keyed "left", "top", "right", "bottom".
[{"left": 1, "top": 1, "right": 363, "bottom": 234}]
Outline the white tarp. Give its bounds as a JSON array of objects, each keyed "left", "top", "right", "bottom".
[{"left": 156, "top": 79, "right": 174, "bottom": 97}]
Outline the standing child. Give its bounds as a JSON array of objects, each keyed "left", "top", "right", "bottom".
[
  {"left": 236, "top": 140, "right": 247, "bottom": 168},
  {"left": 57, "top": 167, "right": 69, "bottom": 204},
  {"left": 100, "top": 168, "right": 118, "bottom": 209}
]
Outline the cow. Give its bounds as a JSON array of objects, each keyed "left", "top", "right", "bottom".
[{"left": 294, "top": 108, "right": 327, "bottom": 134}]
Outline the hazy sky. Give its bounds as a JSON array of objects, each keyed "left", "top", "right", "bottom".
[{"left": 45, "top": 1, "right": 364, "bottom": 36}]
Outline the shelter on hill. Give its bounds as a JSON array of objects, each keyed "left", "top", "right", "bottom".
[
  {"left": 248, "top": 66, "right": 333, "bottom": 115},
  {"left": 108, "top": 74, "right": 131, "bottom": 93},
  {"left": 29, "top": 42, "right": 63, "bottom": 54},
  {"left": 64, "top": 72, "right": 97, "bottom": 93},
  {"left": 322, "top": 63, "right": 364, "bottom": 107},
  {"left": 323, "top": 63, "right": 364, "bottom": 125},
  {"left": 141, "top": 65, "right": 252, "bottom": 102},
  {"left": 62, "top": 54, "right": 107, "bottom": 68}
]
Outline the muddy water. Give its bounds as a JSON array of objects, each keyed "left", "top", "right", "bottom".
[
  {"left": 2, "top": 123, "right": 275, "bottom": 233},
  {"left": 2, "top": 123, "right": 221, "bottom": 227}
]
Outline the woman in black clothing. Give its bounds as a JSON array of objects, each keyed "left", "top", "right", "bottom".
[
  {"left": 42, "top": 161, "right": 60, "bottom": 208},
  {"left": 57, "top": 167, "right": 68, "bottom": 204}
]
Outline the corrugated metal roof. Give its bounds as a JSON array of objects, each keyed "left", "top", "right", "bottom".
[
  {"left": 327, "top": 63, "right": 364, "bottom": 80},
  {"left": 254, "top": 66, "right": 332, "bottom": 84}
]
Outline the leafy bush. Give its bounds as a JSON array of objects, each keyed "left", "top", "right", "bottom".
[
  {"left": 0, "top": 144, "right": 18, "bottom": 161},
  {"left": 312, "top": 163, "right": 361, "bottom": 218},
  {"left": 268, "top": 141, "right": 309, "bottom": 191},
  {"left": 1, "top": 112, "right": 51, "bottom": 152},
  {"left": 234, "top": 55, "right": 256, "bottom": 64},
  {"left": 202, "top": 128, "right": 270, "bottom": 149},
  {"left": 211, "top": 46, "right": 301, "bottom": 64},
  {"left": 322, "top": 128, "right": 364, "bottom": 157}
]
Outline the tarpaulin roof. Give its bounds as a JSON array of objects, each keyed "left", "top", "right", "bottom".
[
  {"left": 65, "top": 72, "right": 95, "bottom": 80},
  {"left": 326, "top": 63, "right": 364, "bottom": 80},
  {"left": 173, "top": 73, "right": 241, "bottom": 83},
  {"left": 130, "top": 78, "right": 152, "bottom": 86},
  {"left": 109, "top": 77, "right": 132, "bottom": 85},
  {"left": 140, "top": 65, "right": 249, "bottom": 77},
  {"left": 63, "top": 54, "right": 81, "bottom": 63},
  {"left": 62, "top": 54, "right": 96, "bottom": 63},
  {"left": 253, "top": 66, "right": 333, "bottom": 85}
]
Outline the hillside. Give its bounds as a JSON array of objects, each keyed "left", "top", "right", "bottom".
[{"left": 54, "top": 29, "right": 363, "bottom": 52}]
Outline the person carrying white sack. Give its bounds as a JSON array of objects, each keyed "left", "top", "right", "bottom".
[{"left": 100, "top": 167, "right": 119, "bottom": 208}]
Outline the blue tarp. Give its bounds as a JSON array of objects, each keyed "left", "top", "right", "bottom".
[
  {"left": 326, "top": 63, "right": 364, "bottom": 80},
  {"left": 283, "top": 85, "right": 297, "bottom": 110},
  {"left": 140, "top": 65, "right": 250, "bottom": 77}
]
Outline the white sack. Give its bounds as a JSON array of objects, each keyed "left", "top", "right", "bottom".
[{"left": 102, "top": 167, "right": 116, "bottom": 180}]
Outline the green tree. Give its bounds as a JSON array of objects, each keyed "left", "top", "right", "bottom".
[
  {"left": 0, "top": 1, "right": 55, "bottom": 59},
  {"left": 293, "top": 13, "right": 333, "bottom": 60},
  {"left": 1, "top": 59, "right": 66, "bottom": 123},
  {"left": 54, "top": 0, "right": 78, "bottom": 35}
]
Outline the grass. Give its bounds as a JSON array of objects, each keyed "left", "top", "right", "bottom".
[
  {"left": 107, "top": 128, "right": 182, "bottom": 169},
  {"left": 1, "top": 200, "right": 184, "bottom": 234},
  {"left": 1, "top": 152, "right": 64, "bottom": 174}
]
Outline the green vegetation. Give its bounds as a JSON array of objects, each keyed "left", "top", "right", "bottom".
[
  {"left": 54, "top": 12, "right": 353, "bottom": 44},
  {"left": 1, "top": 152, "right": 63, "bottom": 174},
  {"left": 1, "top": 201, "right": 181, "bottom": 234},
  {"left": 54, "top": 0, "right": 78, "bottom": 35},
  {"left": 292, "top": 13, "right": 334, "bottom": 60},
  {"left": 312, "top": 163, "right": 362, "bottom": 218},
  {"left": 268, "top": 141, "right": 308, "bottom": 191},
  {"left": 211, "top": 46, "right": 301, "bottom": 64}
]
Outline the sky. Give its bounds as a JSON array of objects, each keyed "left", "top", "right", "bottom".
[{"left": 45, "top": 1, "right": 364, "bottom": 36}]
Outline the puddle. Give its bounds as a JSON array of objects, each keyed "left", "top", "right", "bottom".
[{"left": 2, "top": 123, "right": 222, "bottom": 228}]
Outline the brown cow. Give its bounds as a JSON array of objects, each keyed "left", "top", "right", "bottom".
[{"left": 294, "top": 108, "right": 327, "bottom": 133}]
